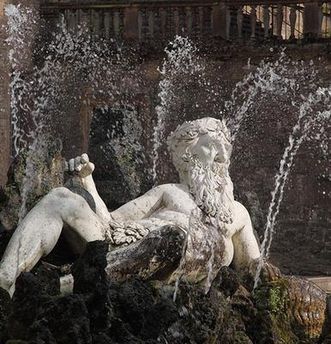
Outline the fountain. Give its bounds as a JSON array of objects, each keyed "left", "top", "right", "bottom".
[
  {"left": 0, "top": 4, "right": 330, "bottom": 344},
  {"left": 152, "top": 36, "right": 205, "bottom": 185},
  {"left": 254, "top": 87, "right": 331, "bottom": 289}
]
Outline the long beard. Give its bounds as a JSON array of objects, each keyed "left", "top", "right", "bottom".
[{"left": 188, "top": 158, "right": 234, "bottom": 224}]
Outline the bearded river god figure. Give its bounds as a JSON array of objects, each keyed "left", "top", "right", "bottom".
[{"left": 0, "top": 117, "right": 260, "bottom": 294}]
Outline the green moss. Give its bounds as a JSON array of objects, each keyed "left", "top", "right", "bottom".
[
  {"left": 254, "top": 279, "right": 289, "bottom": 314},
  {"left": 253, "top": 279, "right": 299, "bottom": 344}
]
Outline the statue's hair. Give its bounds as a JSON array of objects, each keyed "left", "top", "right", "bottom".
[{"left": 167, "top": 117, "right": 232, "bottom": 181}]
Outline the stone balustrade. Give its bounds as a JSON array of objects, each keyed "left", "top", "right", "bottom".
[
  {"left": 226, "top": 3, "right": 330, "bottom": 40},
  {"left": 40, "top": 1, "right": 331, "bottom": 43}
]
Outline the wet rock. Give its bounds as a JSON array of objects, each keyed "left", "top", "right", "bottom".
[
  {"left": 0, "top": 136, "right": 65, "bottom": 231},
  {"left": 1, "top": 241, "right": 328, "bottom": 344},
  {"left": 164, "top": 280, "right": 253, "bottom": 344},
  {"left": 72, "top": 241, "right": 114, "bottom": 333},
  {"left": 72, "top": 240, "right": 178, "bottom": 342},
  {"left": 29, "top": 294, "right": 92, "bottom": 344},
  {"left": 6, "top": 272, "right": 51, "bottom": 340},
  {"left": 0, "top": 287, "right": 10, "bottom": 338},
  {"left": 72, "top": 241, "right": 109, "bottom": 294},
  {"left": 31, "top": 264, "right": 61, "bottom": 296},
  {"left": 0, "top": 230, "right": 13, "bottom": 260},
  {"left": 4, "top": 272, "right": 92, "bottom": 344},
  {"left": 217, "top": 266, "right": 242, "bottom": 297}
]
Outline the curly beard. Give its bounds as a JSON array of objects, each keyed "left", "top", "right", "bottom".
[{"left": 187, "top": 157, "right": 234, "bottom": 224}]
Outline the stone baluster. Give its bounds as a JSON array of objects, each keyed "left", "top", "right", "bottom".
[
  {"left": 91, "top": 9, "right": 100, "bottom": 36},
  {"left": 113, "top": 10, "right": 120, "bottom": 37},
  {"left": 289, "top": 6, "right": 297, "bottom": 39},
  {"left": 148, "top": 10, "right": 154, "bottom": 38},
  {"left": 263, "top": 5, "right": 270, "bottom": 38},
  {"left": 79, "top": 9, "right": 89, "bottom": 30},
  {"left": 124, "top": 6, "right": 139, "bottom": 40},
  {"left": 212, "top": 2, "right": 228, "bottom": 39},
  {"left": 225, "top": 5, "right": 231, "bottom": 40},
  {"left": 65, "top": 10, "right": 74, "bottom": 32},
  {"left": 160, "top": 8, "right": 167, "bottom": 39},
  {"left": 199, "top": 6, "right": 204, "bottom": 36},
  {"left": 318, "top": 3, "right": 323, "bottom": 38},
  {"left": 250, "top": 5, "right": 257, "bottom": 40},
  {"left": 72, "top": 10, "right": 78, "bottom": 32},
  {"left": 185, "top": 6, "right": 193, "bottom": 34},
  {"left": 276, "top": 4, "right": 283, "bottom": 39},
  {"left": 303, "top": 3, "right": 322, "bottom": 39},
  {"left": 237, "top": 6, "right": 243, "bottom": 39},
  {"left": 64, "top": 10, "right": 68, "bottom": 29},
  {"left": 174, "top": 8, "right": 179, "bottom": 35},
  {"left": 104, "top": 12, "right": 111, "bottom": 39},
  {"left": 138, "top": 10, "right": 143, "bottom": 41}
]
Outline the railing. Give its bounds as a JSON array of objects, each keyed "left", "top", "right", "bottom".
[
  {"left": 229, "top": 3, "right": 330, "bottom": 41},
  {"left": 40, "top": 1, "right": 331, "bottom": 44}
]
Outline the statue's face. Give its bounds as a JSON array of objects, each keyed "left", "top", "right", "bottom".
[{"left": 189, "top": 131, "right": 231, "bottom": 167}]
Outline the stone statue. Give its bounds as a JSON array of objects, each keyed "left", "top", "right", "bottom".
[{"left": 0, "top": 117, "right": 260, "bottom": 295}]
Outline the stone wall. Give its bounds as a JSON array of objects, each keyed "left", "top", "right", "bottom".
[{"left": 0, "top": 0, "right": 11, "bottom": 186}]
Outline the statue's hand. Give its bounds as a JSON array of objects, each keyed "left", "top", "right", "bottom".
[{"left": 65, "top": 153, "right": 95, "bottom": 179}]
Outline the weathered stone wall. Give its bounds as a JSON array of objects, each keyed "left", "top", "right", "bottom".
[{"left": 0, "top": 0, "right": 11, "bottom": 186}]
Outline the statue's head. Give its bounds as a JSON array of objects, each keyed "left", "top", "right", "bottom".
[
  {"left": 167, "top": 117, "right": 233, "bottom": 222},
  {"left": 167, "top": 117, "right": 232, "bottom": 181}
]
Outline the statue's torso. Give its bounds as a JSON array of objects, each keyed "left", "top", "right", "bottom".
[{"left": 145, "top": 183, "right": 248, "bottom": 241}]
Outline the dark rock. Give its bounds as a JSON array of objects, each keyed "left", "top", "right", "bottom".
[
  {"left": 0, "top": 138, "right": 65, "bottom": 231},
  {"left": 216, "top": 266, "right": 241, "bottom": 297},
  {"left": 164, "top": 281, "right": 252, "bottom": 344},
  {"left": 72, "top": 241, "right": 113, "bottom": 334},
  {"left": 0, "top": 230, "right": 13, "bottom": 261},
  {"left": 6, "top": 273, "right": 50, "bottom": 340},
  {"left": 107, "top": 278, "right": 177, "bottom": 341},
  {"left": 31, "top": 264, "right": 60, "bottom": 296},
  {"left": 72, "top": 241, "right": 109, "bottom": 294},
  {"left": 29, "top": 294, "right": 92, "bottom": 344},
  {"left": 0, "top": 287, "right": 10, "bottom": 339},
  {"left": 5, "top": 271, "right": 92, "bottom": 344},
  {"left": 72, "top": 240, "right": 178, "bottom": 342},
  {"left": 92, "top": 333, "right": 114, "bottom": 344},
  {"left": 1, "top": 238, "right": 327, "bottom": 344}
]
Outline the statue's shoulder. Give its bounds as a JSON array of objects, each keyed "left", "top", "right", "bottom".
[{"left": 156, "top": 183, "right": 189, "bottom": 193}]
